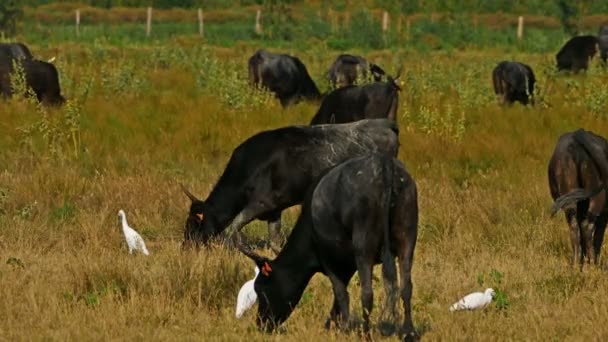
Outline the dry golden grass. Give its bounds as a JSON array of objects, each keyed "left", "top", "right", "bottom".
[{"left": 1, "top": 42, "right": 608, "bottom": 341}]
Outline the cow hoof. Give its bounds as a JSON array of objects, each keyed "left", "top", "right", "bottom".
[
  {"left": 402, "top": 331, "right": 420, "bottom": 342},
  {"left": 378, "top": 321, "right": 397, "bottom": 336}
]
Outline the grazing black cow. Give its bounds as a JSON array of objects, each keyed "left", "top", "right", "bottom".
[
  {"left": 599, "top": 25, "right": 608, "bottom": 64},
  {"left": 182, "top": 119, "right": 400, "bottom": 248},
  {"left": 327, "top": 54, "right": 386, "bottom": 89},
  {"left": 0, "top": 42, "right": 33, "bottom": 61},
  {"left": 549, "top": 129, "right": 608, "bottom": 267},
  {"left": 238, "top": 153, "right": 418, "bottom": 341},
  {"left": 0, "top": 58, "right": 65, "bottom": 106},
  {"left": 492, "top": 61, "right": 535, "bottom": 106},
  {"left": 310, "top": 76, "right": 401, "bottom": 125},
  {"left": 556, "top": 35, "right": 599, "bottom": 72},
  {"left": 248, "top": 49, "right": 321, "bottom": 107}
]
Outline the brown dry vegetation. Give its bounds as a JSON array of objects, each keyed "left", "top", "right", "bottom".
[
  {"left": 23, "top": 3, "right": 608, "bottom": 30},
  {"left": 1, "top": 41, "right": 608, "bottom": 341}
]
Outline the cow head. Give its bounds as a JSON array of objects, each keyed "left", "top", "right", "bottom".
[
  {"left": 181, "top": 184, "right": 217, "bottom": 247},
  {"left": 236, "top": 243, "right": 294, "bottom": 331}
]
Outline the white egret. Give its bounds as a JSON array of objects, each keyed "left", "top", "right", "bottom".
[
  {"left": 235, "top": 266, "right": 259, "bottom": 318},
  {"left": 449, "top": 288, "right": 495, "bottom": 312},
  {"left": 118, "top": 209, "right": 150, "bottom": 256}
]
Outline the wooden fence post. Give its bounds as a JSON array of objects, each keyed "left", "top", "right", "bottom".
[
  {"left": 198, "top": 8, "right": 204, "bottom": 37},
  {"left": 382, "top": 11, "right": 389, "bottom": 32},
  {"left": 255, "top": 9, "right": 262, "bottom": 35},
  {"left": 75, "top": 9, "right": 80, "bottom": 36},
  {"left": 517, "top": 16, "right": 524, "bottom": 41},
  {"left": 146, "top": 7, "right": 152, "bottom": 37}
]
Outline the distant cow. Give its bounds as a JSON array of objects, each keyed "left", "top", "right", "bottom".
[
  {"left": 238, "top": 153, "right": 418, "bottom": 340},
  {"left": 327, "top": 54, "right": 386, "bottom": 89},
  {"left": 248, "top": 49, "right": 321, "bottom": 107},
  {"left": 0, "top": 43, "right": 33, "bottom": 61},
  {"left": 556, "top": 35, "right": 599, "bottom": 72},
  {"left": 549, "top": 129, "right": 608, "bottom": 267},
  {"left": 182, "top": 119, "right": 400, "bottom": 248},
  {"left": 599, "top": 25, "right": 608, "bottom": 64},
  {"left": 492, "top": 61, "right": 535, "bottom": 105},
  {"left": 0, "top": 58, "right": 65, "bottom": 106},
  {"left": 310, "top": 76, "right": 401, "bottom": 125}
]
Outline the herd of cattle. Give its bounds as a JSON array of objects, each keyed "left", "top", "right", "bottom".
[{"left": 2, "top": 26, "right": 608, "bottom": 340}]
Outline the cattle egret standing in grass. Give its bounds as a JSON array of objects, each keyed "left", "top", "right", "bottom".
[
  {"left": 118, "top": 210, "right": 149, "bottom": 256},
  {"left": 235, "top": 266, "right": 259, "bottom": 318},
  {"left": 450, "top": 288, "right": 495, "bottom": 312}
]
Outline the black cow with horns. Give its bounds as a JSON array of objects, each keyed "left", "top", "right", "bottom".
[
  {"left": 181, "top": 119, "right": 400, "bottom": 248},
  {"left": 238, "top": 153, "right": 419, "bottom": 341},
  {"left": 549, "top": 129, "right": 608, "bottom": 267}
]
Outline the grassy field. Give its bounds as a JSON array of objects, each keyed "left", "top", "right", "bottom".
[{"left": 1, "top": 29, "right": 608, "bottom": 341}]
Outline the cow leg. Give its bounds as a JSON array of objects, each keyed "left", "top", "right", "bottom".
[
  {"left": 265, "top": 210, "right": 283, "bottom": 250},
  {"left": 225, "top": 209, "right": 258, "bottom": 244},
  {"left": 584, "top": 193, "right": 606, "bottom": 265},
  {"left": 378, "top": 254, "right": 399, "bottom": 337},
  {"left": 581, "top": 215, "right": 597, "bottom": 265},
  {"left": 324, "top": 296, "right": 340, "bottom": 330},
  {"left": 593, "top": 213, "right": 607, "bottom": 264},
  {"left": 565, "top": 208, "right": 582, "bottom": 266},
  {"left": 326, "top": 272, "right": 351, "bottom": 331},
  {"left": 398, "top": 239, "right": 418, "bottom": 341},
  {"left": 355, "top": 259, "right": 374, "bottom": 338}
]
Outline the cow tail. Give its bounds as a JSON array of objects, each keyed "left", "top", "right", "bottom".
[
  {"left": 248, "top": 51, "right": 262, "bottom": 87},
  {"left": 381, "top": 155, "right": 398, "bottom": 284},
  {"left": 551, "top": 129, "right": 608, "bottom": 215}
]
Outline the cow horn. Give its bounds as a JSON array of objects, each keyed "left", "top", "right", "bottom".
[
  {"left": 236, "top": 239, "right": 270, "bottom": 265},
  {"left": 180, "top": 183, "right": 200, "bottom": 202},
  {"left": 394, "top": 65, "right": 404, "bottom": 80},
  {"left": 47, "top": 56, "right": 56, "bottom": 63}
]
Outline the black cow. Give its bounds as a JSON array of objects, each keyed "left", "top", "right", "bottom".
[
  {"left": 248, "top": 49, "right": 321, "bottom": 108},
  {"left": 327, "top": 54, "right": 386, "bottom": 89},
  {"left": 549, "top": 129, "right": 608, "bottom": 267},
  {"left": 0, "top": 42, "right": 33, "bottom": 61},
  {"left": 556, "top": 35, "right": 599, "bottom": 72},
  {"left": 310, "top": 76, "right": 401, "bottom": 125},
  {"left": 599, "top": 25, "right": 608, "bottom": 64},
  {"left": 182, "top": 119, "right": 400, "bottom": 248},
  {"left": 0, "top": 58, "right": 65, "bottom": 106},
  {"left": 492, "top": 61, "right": 535, "bottom": 106},
  {"left": 238, "top": 153, "right": 418, "bottom": 340}
]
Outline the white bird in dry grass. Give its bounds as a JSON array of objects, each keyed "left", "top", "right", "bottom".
[
  {"left": 449, "top": 288, "right": 495, "bottom": 312},
  {"left": 235, "top": 266, "right": 259, "bottom": 318},
  {"left": 118, "top": 209, "right": 149, "bottom": 256}
]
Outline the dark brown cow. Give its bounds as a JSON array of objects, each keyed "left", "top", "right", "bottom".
[
  {"left": 492, "top": 61, "right": 535, "bottom": 106},
  {"left": 248, "top": 49, "right": 321, "bottom": 108},
  {"left": 556, "top": 35, "right": 599, "bottom": 72},
  {"left": 0, "top": 58, "right": 65, "bottom": 106},
  {"left": 327, "top": 54, "right": 386, "bottom": 88},
  {"left": 238, "top": 153, "right": 418, "bottom": 340},
  {"left": 550, "top": 129, "right": 608, "bottom": 267}
]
